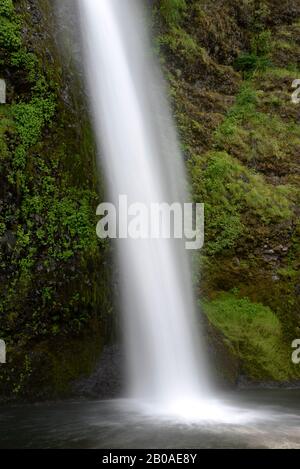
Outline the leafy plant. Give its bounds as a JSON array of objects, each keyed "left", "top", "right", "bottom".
[
  {"left": 234, "top": 53, "right": 271, "bottom": 75},
  {"left": 159, "top": 0, "right": 187, "bottom": 26}
]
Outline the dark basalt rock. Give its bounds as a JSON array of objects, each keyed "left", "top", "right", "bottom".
[{"left": 72, "top": 345, "right": 125, "bottom": 399}]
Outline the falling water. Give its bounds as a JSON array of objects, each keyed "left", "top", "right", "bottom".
[{"left": 76, "top": 0, "right": 211, "bottom": 406}]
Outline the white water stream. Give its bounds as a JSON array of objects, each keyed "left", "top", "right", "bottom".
[{"left": 76, "top": 0, "right": 211, "bottom": 407}]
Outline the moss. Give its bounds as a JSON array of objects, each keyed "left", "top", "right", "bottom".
[
  {"left": 0, "top": 319, "right": 104, "bottom": 399},
  {"left": 156, "top": 2, "right": 300, "bottom": 383},
  {"left": 189, "top": 150, "right": 292, "bottom": 254},
  {"left": 1, "top": 0, "right": 300, "bottom": 397},
  {"left": 203, "top": 294, "right": 300, "bottom": 381},
  {"left": 0, "top": 0, "right": 14, "bottom": 17},
  {"left": 158, "top": 0, "right": 187, "bottom": 26},
  {"left": 234, "top": 30, "right": 273, "bottom": 77},
  {"left": 157, "top": 25, "right": 199, "bottom": 62},
  {"left": 0, "top": 0, "right": 113, "bottom": 399},
  {"left": 211, "top": 77, "right": 300, "bottom": 196},
  {"left": 0, "top": 2, "right": 21, "bottom": 53},
  {"left": 155, "top": 1, "right": 240, "bottom": 90}
]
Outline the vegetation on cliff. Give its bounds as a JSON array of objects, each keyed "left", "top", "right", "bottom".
[
  {"left": 0, "top": 0, "right": 300, "bottom": 398},
  {"left": 0, "top": 0, "right": 113, "bottom": 399},
  {"left": 155, "top": 0, "right": 300, "bottom": 381}
]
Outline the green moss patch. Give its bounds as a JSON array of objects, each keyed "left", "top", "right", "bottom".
[
  {"left": 189, "top": 150, "right": 292, "bottom": 254},
  {"left": 203, "top": 294, "right": 299, "bottom": 381},
  {"left": 0, "top": 0, "right": 113, "bottom": 399}
]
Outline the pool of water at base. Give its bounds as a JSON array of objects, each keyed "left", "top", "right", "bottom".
[{"left": 0, "top": 389, "right": 299, "bottom": 449}]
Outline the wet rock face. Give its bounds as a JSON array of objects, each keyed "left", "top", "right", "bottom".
[
  {"left": 202, "top": 316, "right": 240, "bottom": 389},
  {"left": 1, "top": 0, "right": 299, "bottom": 401},
  {"left": 0, "top": 0, "right": 114, "bottom": 401},
  {"left": 72, "top": 345, "right": 125, "bottom": 399}
]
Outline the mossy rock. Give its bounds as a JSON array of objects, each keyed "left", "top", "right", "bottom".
[
  {"left": 203, "top": 294, "right": 300, "bottom": 382},
  {"left": 0, "top": 0, "right": 114, "bottom": 400}
]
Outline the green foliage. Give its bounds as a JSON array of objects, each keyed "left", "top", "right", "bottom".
[
  {"left": 234, "top": 53, "right": 271, "bottom": 75},
  {"left": 263, "top": 66, "right": 299, "bottom": 79},
  {"left": 158, "top": 25, "right": 198, "bottom": 58},
  {"left": 10, "top": 49, "right": 39, "bottom": 81},
  {"left": 0, "top": 0, "right": 21, "bottom": 61},
  {"left": 20, "top": 188, "right": 99, "bottom": 261},
  {"left": 248, "top": 1, "right": 270, "bottom": 33},
  {"left": 0, "top": 15, "right": 21, "bottom": 50},
  {"left": 1, "top": 0, "right": 299, "bottom": 397},
  {"left": 234, "top": 31, "right": 272, "bottom": 77},
  {"left": 203, "top": 294, "right": 297, "bottom": 381},
  {"left": 11, "top": 96, "right": 56, "bottom": 171},
  {"left": 228, "top": 83, "right": 258, "bottom": 119},
  {"left": 0, "top": 0, "right": 111, "bottom": 368},
  {"left": 159, "top": 0, "right": 187, "bottom": 26},
  {"left": 251, "top": 31, "right": 272, "bottom": 56},
  {"left": 13, "top": 97, "right": 55, "bottom": 140},
  {"left": 214, "top": 84, "right": 258, "bottom": 139},
  {"left": 162, "top": 0, "right": 300, "bottom": 384},
  {"left": 0, "top": 0, "right": 14, "bottom": 17},
  {"left": 188, "top": 83, "right": 294, "bottom": 256},
  {"left": 190, "top": 152, "right": 243, "bottom": 254},
  {"left": 190, "top": 150, "right": 291, "bottom": 254},
  {"left": 277, "top": 266, "right": 298, "bottom": 279},
  {"left": 214, "top": 82, "right": 300, "bottom": 179}
]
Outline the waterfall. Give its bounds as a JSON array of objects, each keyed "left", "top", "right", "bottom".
[{"left": 76, "top": 0, "right": 211, "bottom": 406}]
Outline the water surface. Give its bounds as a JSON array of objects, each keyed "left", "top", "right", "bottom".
[{"left": 1, "top": 390, "right": 299, "bottom": 449}]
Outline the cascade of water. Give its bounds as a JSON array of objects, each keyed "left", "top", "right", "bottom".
[{"left": 76, "top": 0, "right": 211, "bottom": 404}]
